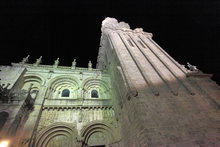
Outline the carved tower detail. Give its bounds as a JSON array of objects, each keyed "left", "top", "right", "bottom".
[{"left": 97, "top": 17, "right": 220, "bottom": 147}]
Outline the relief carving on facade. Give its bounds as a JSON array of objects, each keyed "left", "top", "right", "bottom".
[{"left": 37, "top": 107, "right": 116, "bottom": 135}]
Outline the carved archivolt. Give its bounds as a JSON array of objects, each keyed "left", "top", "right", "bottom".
[
  {"left": 46, "top": 75, "right": 80, "bottom": 99},
  {"left": 34, "top": 122, "right": 78, "bottom": 147},
  {"left": 80, "top": 120, "right": 118, "bottom": 145},
  {"left": 48, "top": 75, "right": 79, "bottom": 88},
  {"left": 22, "top": 74, "right": 45, "bottom": 91},
  {"left": 82, "top": 78, "right": 111, "bottom": 99}
]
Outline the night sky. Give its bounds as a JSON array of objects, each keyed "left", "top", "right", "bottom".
[{"left": 0, "top": 0, "right": 219, "bottom": 84}]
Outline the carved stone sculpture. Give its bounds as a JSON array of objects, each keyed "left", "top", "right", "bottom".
[
  {"left": 72, "top": 59, "right": 76, "bottom": 69},
  {"left": 53, "top": 58, "right": 59, "bottom": 67},
  {"left": 88, "top": 61, "right": 92, "bottom": 70},
  {"left": 187, "top": 62, "right": 199, "bottom": 71},
  {"left": 34, "top": 56, "right": 42, "bottom": 66},
  {"left": 20, "top": 55, "right": 30, "bottom": 64}
]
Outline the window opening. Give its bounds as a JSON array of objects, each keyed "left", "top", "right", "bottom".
[
  {"left": 91, "top": 90, "right": 99, "bottom": 98},
  {"left": 61, "top": 89, "right": 70, "bottom": 97}
]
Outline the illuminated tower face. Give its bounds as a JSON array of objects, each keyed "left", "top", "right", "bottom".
[
  {"left": 97, "top": 18, "right": 220, "bottom": 146},
  {"left": 98, "top": 17, "right": 194, "bottom": 97}
]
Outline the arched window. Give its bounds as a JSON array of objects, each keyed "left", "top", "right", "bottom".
[
  {"left": 91, "top": 90, "right": 99, "bottom": 98},
  {"left": 61, "top": 89, "right": 70, "bottom": 97},
  {"left": 0, "top": 111, "right": 9, "bottom": 131}
]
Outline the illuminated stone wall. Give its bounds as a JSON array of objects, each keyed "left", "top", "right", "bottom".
[
  {"left": 0, "top": 62, "right": 120, "bottom": 147},
  {"left": 97, "top": 17, "right": 220, "bottom": 147},
  {"left": 37, "top": 107, "right": 116, "bottom": 134}
]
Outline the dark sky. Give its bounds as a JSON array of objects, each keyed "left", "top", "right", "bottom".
[{"left": 0, "top": 0, "right": 219, "bottom": 84}]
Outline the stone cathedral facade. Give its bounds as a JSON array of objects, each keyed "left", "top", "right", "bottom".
[{"left": 0, "top": 18, "right": 220, "bottom": 147}]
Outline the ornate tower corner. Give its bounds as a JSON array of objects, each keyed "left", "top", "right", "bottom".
[{"left": 97, "top": 17, "right": 220, "bottom": 147}]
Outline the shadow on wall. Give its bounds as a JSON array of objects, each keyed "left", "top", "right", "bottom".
[{"left": 0, "top": 111, "right": 9, "bottom": 131}]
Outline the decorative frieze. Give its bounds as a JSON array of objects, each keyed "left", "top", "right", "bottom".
[{"left": 37, "top": 106, "right": 116, "bottom": 133}]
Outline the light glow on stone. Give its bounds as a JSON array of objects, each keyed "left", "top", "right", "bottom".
[{"left": 0, "top": 140, "right": 9, "bottom": 147}]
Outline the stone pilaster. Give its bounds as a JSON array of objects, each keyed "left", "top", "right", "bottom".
[{"left": 18, "top": 86, "right": 47, "bottom": 147}]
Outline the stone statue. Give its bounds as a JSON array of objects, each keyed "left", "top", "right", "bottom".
[
  {"left": 88, "top": 60, "right": 92, "bottom": 69},
  {"left": 20, "top": 55, "right": 30, "bottom": 64},
  {"left": 34, "top": 56, "right": 42, "bottom": 66},
  {"left": 187, "top": 62, "right": 198, "bottom": 71},
  {"left": 53, "top": 58, "right": 59, "bottom": 67},
  {"left": 71, "top": 59, "right": 76, "bottom": 69}
]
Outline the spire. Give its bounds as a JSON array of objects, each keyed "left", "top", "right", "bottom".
[
  {"left": 20, "top": 55, "right": 30, "bottom": 64},
  {"left": 34, "top": 56, "right": 42, "bottom": 66}
]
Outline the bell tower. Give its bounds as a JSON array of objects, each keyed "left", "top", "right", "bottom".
[{"left": 97, "top": 17, "right": 220, "bottom": 146}]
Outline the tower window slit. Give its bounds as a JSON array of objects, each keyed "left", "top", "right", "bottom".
[
  {"left": 127, "top": 39, "right": 134, "bottom": 47},
  {"left": 138, "top": 40, "right": 146, "bottom": 48}
]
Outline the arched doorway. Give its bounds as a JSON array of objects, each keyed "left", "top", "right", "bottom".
[
  {"left": 80, "top": 121, "right": 118, "bottom": 147},
  {"left": 34, "top": 123, "right": 79, "bottom": 147}
]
